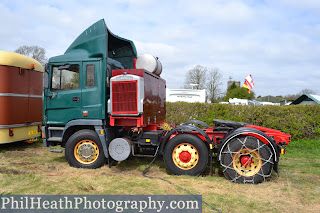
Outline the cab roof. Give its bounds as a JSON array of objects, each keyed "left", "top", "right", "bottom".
[{"left": 49, "top": 19, "right": 137, "bottom": 69}]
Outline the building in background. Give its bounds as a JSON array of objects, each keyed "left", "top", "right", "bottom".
[
  {"left": 256, "top": 95, "right": 288, "bottom": 105},
  {"left": 166, "top": 89, "right": 206, "bottom": 103},
  {"left": 227, "top": 80, "right": 240, "bottom": 89},
  {"left": 291, "top": 94, "right": 320, "bottom": 105},
  {"left": 220, "top": 98, "right": 280, "bottom": 106}
]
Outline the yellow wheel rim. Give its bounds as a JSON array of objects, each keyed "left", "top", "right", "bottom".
[
  {"left": 233, "top": 148, "right": 262, "bottom": 177},
  {"left": 74, "top": 140, "right": 99, "bottom": 164},
  {"left": 172, "top": 143, "right": 199, "bottom": 170}
]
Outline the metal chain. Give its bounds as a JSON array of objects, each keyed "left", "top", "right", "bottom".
[{"left": 220, "top": 136, "right": 274, "bottom": 183}]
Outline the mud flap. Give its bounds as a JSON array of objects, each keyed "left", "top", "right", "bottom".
[
  {"left": 274, "top": 161, "right": 279, "bottom": 177},
  {"left": 209, "top": 148, "right": 214, "bottom": 175},
  {"left": 108, "top": 158, "right": 118, "bottom": 168}
]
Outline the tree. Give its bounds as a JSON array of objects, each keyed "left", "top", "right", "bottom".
[
  {"left": 284, "top": 88, "right": 317, "bottom": 100},
  {"left": 184, "top": 65, "right": 207, "bottom": 90},
  {"left": 14, "top": 45, "right": 47, "bottom": 66},
  {"left": 299, "top": 89, "right": 316, "bottom": 95},
  {"left": 206, "top": 67, "right": 222, "bottom": 103},
  {"left": 227, "top": 82, "right": 238, "bottom": 91},
  {"left": 183, "top": 65, "right": 223, "bottom": 102},
  {"left": 224, "top": 84, "right": 255, "bottom": 101}
]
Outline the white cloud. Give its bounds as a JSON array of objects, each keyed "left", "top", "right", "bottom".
[
  {"left": 275, "top": 0, "right": 320, "bottom": 9},
  {"left": 0, "top": 0, "right": 319, "bottom": 96},
  {"left": 181, "top": 0, "right": 255, "bottom": 23}
]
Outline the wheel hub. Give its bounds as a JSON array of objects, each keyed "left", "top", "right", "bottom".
[
  {"left": 172, "top": 143, "right": 199, "bottom": 170},
  {"left": 240, "top": 155, "right": 252, "bottom": 166},
  {"left": 78, "top": 143, "right": 96, "bottom": 160},
  {"left": 74, "top": 140, "right": 99, "bottom": 164},
  {"left": 179, "top": 151, "right": 192, "bottom": 163},
  {"left": 233, "top": 148, "right": 262, "bottom": 177}
]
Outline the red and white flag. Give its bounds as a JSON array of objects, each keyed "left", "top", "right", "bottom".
[{"left": 243, "top": 74, "right": 254, "bottom": 92}]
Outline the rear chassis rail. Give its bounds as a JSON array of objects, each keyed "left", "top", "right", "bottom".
[
  {"left": 164, "top": 119, "right": 290, "bottom": 149},
  {"left": 160, "top": 119, "right": 291, "bottom": 178}
]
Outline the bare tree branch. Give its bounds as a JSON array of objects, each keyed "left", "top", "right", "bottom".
[
  {"left": 206, "top": 67, "right": 222, "bottom": 102},
  {"left": 14, "top": 45, "right": 47, "bottom": 66},
  {"left": 299, "top": 89, "right": 316, "bottom": 95},
  {"left": 184, "top": 65, "right": 207, "bottom": 90}
]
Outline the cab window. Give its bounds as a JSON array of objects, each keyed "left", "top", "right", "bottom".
[
  {"left": 51, "top": 65, "right": 80, "bottom": 90},
  {"left": 86, "top": 64, "right": 95, "bottom": 88}
]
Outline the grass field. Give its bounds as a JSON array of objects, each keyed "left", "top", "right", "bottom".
[{"left": 0, "top": 139, "right": 319, "bottom": 212}]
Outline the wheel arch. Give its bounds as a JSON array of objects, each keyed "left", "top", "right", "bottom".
[
  {"left": 62, "top": 125, "right": 95, "bottom": 147},
  {"left": 159, "top": 124, "right": 211, "bottom": 153},
  {"left": 183, "top": 120, "right": 210, "bottom": 128},
  {"left": 218, "top": 127, "right": 279, "bottom": 162},
  {"left": 62, "top": 119, "right": 111, "bottom": 158}
]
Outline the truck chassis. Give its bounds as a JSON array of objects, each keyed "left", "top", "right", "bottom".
[{"left": 44, "top": 118, "right": 290, "bottom": 184}]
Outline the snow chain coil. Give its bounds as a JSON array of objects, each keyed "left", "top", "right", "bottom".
[{"left": 220, "top": 136, "right": 274, "bottom": 184}]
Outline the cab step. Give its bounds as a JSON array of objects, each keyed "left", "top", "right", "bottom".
[{"left": 47, "top": 137, "right": 62, "bottom": 142}]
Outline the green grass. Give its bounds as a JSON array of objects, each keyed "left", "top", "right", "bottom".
[
  {"left": 0, "top": 139, "right": 319, "bottom": 212},
  {"left": 282, "top": 139, "right": 320, "bottom": 159},
  {"left": 279, "top": 139, "right": 320, "bottom": 193}
]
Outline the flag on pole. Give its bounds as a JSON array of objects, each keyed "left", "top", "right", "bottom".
[{"left": 243, "top": 74, "right": 254, "bottom": 93}]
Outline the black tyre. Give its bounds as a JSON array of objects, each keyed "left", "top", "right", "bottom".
[
  {"left": 220, "top": 135, "right": 274, "bottom": 184},
  {"left": 65, "top": 129, "right": 107, "bottom": 169},
  {"left": 164, "top": 134, "right": 208, "bottom": 176}
]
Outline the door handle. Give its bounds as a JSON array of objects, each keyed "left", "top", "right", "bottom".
[{"left": 72, "top": 96, "right": 80, "bottom": 102}]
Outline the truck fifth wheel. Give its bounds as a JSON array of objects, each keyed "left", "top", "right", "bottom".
[{"left": 42, "top": 19, "right": 291, "bottom": 184}]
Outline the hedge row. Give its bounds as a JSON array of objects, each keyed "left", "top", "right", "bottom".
[{"left": 166, "top": 102, "right": 320, "bottom": 140}]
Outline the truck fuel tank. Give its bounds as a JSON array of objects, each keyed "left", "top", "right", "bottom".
[
  {"left": 108, "top": 137, "right": 133, "bottom": 161},
  {"left": 135, "top": 54, "right": 162, "bottom": 76}
]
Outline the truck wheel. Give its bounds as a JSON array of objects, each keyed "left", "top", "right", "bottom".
[
  {"left": 164, "top": 134, "right": 208, "bottom": 176},
  {"left": 220, "top": 135, "right": 273, "bottom": 184},
  {"left": 65, "top": 130, "right": 107, "bottom": 169}
]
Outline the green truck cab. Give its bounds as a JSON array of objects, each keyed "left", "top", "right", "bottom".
[
  {"left": 44, "top": 19, "right": 136, "bottom": 125},
  {"left": 42, "top": 19, "right": 137, "bottom": 167}
]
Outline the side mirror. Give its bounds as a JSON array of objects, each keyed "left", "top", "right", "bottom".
[
  {"left": 43, "top": 72, "right": 49, "bottom": 89},
  {"left": 45, "top": 63, "right": 50, "bottom": 73}
]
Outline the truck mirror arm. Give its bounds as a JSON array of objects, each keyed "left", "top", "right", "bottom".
[{"left": 44, "top": 90, "right": 55, "bottom": 99}]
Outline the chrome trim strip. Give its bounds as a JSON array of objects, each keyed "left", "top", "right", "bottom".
[
  {"left": 30, "top": 95, "right": 43, "bottom": 98},
  {"left": 0, "top": 93, "right": 43, "bottom": 98},
  {"left": 0, "top": 122, "right": 42, "bottom": 129},
  {"left": 0, "top": 93, "right": 28, "bottom": 97}
]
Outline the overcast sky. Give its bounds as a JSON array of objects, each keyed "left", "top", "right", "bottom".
[{"left": 1, "top": 0, "right": 319, "bottom": 97}]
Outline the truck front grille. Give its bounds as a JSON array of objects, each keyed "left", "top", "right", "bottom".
[{"left": 112, "top": 80, "right": 138, "bottom": 114}]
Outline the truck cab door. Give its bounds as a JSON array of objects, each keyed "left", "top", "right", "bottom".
[
  {"left": 81, "top": 61, "right": 103, "bottom": 119},
  {"left": 45, "top": 63, "right": 82, "bottom": 125}
]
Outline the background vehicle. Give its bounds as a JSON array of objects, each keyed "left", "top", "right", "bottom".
[
  {"left": 0, "top": 51, "right": 42, "bottom": 144},
  {"left": 42, "top": 19, "right": 290, "bottom": 184},
  {"left": 166, "top": 89, "right": 206, "bottom": 103}
]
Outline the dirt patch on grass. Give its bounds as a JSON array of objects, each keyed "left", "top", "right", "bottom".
[
  {"left": 0, "top": 167, "right": 27, "bottom": 175},
  {"left": 3, "top": 151, "right": 36, "bottom": 158}
]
